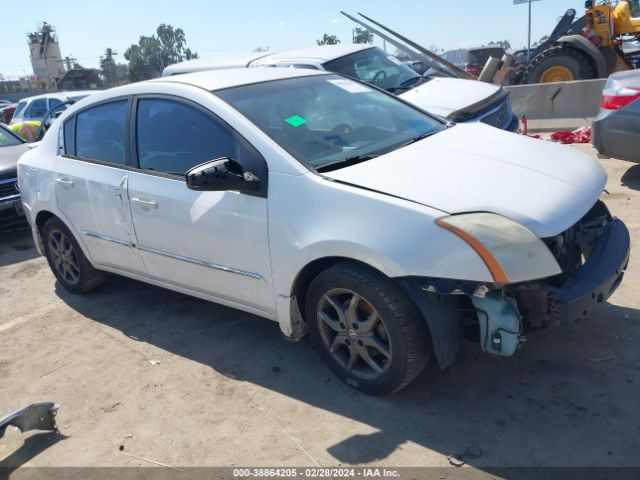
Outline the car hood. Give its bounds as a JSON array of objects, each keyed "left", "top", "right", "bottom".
[
  {"left": 0, "top": 143, "right": 29, "bottom": 177},
  {"left": 400, "top": 77, "right": 501, "bottom": 118},
  {"left": 323, "top": 123, "right": 606, "bottom": 238}
]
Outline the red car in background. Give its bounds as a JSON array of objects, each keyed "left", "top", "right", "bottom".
[{"left": 1, "top": 103, "right": 17, "bottom": 124}]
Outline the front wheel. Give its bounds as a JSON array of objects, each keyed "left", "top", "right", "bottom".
[{"left": 306, "top": 262, "right": 430, "bottom": 394}]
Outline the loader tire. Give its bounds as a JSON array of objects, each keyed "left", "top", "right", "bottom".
[{"left": 524, "top": 45, "right": 597, "bottom": 84}]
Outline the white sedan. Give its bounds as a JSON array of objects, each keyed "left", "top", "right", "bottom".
[{"left": 17, "top": 68, "right": 629, "bottom": 394}]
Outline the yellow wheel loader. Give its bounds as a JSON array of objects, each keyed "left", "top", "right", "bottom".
[{"left": 524, "top": 0, "right": 640, "bottom": 83}]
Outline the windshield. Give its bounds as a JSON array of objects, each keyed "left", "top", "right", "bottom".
[
  {"left": 0, "top": 126, "right": 22, "bottom": 146},
  {"left": 216, "top": 75, "right": 444, "bottom": 171},
  {"left": 323, "top": 47, "right": 423, "bottom": 93}
]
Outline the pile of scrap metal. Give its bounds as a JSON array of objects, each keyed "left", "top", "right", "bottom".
[
  {"left": 346, "top": 1, "right": 640, "bottom": 87},
  {"left": 0, "top": 403, "right": 59, "bottom": 439},
  {"left": 337, "top": 12, "right": 540, "bottom": 87},
  {"left": 340, "top": 12, "right": 478, "bottom": 82}
]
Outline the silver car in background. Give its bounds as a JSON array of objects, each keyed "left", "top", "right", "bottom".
[{"left": 592, "top": 70, "right": 640, "bottom": 163}]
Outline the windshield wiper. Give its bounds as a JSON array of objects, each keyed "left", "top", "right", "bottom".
[
  {"left": 399, "top": 76, "right": 425, "bottom": 88},
  {"left": 396, "top": 131, "right": 440, "bottom": 149},
  {"left": 316, "top": 153, "right": 380, "bottom": 173}
]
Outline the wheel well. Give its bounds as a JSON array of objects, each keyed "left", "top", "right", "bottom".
[
  {"left": 291, "top": 257, "right": 386, "bottom": 319},
  {"left": 556, "top": 42, "right": 598, "bottom": 69},
  {"left": 35, "top": 210, "right": 56, "bottom": 238}
]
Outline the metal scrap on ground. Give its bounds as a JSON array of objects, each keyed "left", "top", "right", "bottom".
[{"left": 0, "top": 402, "right": 59, "bottom": 439}]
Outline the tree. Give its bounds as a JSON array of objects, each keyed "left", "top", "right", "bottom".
[
  {"left": 253, "top": 46, "right": 270, "bottom": 52},
  {"left": 124, "top": 24, "right": 198, "bottom": 81},
  {"left": 353, "top": 27, "right": 373, "bottom": 44},
  {"left": 485, "top": 39, "right": 512, "bottom": 51},
  {"left": 115, "top": 64, "right": 129, "bottom": 85},
  {"left": 317, "top": 34, "right": 340, "bottom": 46}
]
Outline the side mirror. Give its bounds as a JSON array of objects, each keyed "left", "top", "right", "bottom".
[{"left": 185, "top": 157, "right": 260, "bottom": 192}]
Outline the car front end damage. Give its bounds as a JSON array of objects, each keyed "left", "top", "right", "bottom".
[{"left": 401, "top": 200, "right": 630, "bottom": 368}]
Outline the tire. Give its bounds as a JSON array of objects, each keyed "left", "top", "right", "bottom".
[
  {"left": 42, "top": 217, "right": 105, "bottom": 294},
  {"left": 524, "top": 45, "right": 596, "bottom": 84},
  {"left": 305, "top": 262, "right": 430, "bottom": 395}
]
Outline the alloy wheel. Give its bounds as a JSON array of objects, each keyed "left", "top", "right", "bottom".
[
  {"left": 48, "top": 229, "right": 80, "bottom": 285},
  {"left": 317, "top": 288, "right": 392, "bottom": 379}
]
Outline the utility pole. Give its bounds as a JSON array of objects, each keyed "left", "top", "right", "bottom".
[
  {"left": 528, "top": 0, "right": 532, "bottom": 62},
  {"left": 514, "top": 0, "right": 541, "bottom": 63}
]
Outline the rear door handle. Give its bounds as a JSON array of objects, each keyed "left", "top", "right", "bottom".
[
  {"left": 55, "top": 177, "right": 74, "bottom": 187},
  {"left": 131, "top": 197, "right": 158, "bottom": 209}
]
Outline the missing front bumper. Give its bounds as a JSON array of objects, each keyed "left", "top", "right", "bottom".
[{"left": 515, "top": 218, "right": 630, "bottom": 326}]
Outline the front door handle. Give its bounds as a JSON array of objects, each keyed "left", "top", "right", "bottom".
[
  {"left": 131, "top": 197, "right": 158, "bottom": 209},
  {"left": 55, "top": 177, "right": 74, "bottom": 187}
]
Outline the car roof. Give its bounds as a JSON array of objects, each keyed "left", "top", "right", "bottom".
[
  {"left": 151, "top": 67, "right": 330, "bottom": 91},
  {"left": 252, "top": 44, "right": 374, "bottom": 64},
  {"left": 162, "top": 52, "right": 275, "bottom": 76},
  {"left": 16, "top": 92, "right": 80, "bottom": 104}
]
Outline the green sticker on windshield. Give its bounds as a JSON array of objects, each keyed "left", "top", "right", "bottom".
[{"left": 285, "top": 115, "right": 307, "bottom": 127}]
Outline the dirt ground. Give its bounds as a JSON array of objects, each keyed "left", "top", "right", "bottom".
[{"left": 1, "top": 144, "right": 639, "bottom": 472}]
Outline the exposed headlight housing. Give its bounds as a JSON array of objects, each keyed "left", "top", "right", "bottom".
[{"left": 435, "top": 213, "right": 562, "bottom": 285}]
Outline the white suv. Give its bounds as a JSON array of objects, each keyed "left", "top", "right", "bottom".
[
  {"left": 10, "top": 91, "right": 95, "bottom": 125},
  {"left": 18, "top": 68, "right": 629, "bottom": 394}
]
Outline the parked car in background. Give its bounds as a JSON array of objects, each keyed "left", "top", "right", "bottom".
[
  {"left": 18, "top": 68, "right": 629, "bottom": 394},
  {"left": 592, "top": 70, "right": 640, "bottom": 163},
  {"left": 0, "top": 124, "right": 29, "bottom": 230},
  {"left": 10, "top": 91, "right": 95, "bottom": 126},
  {"left": 1, "top": 103, "right": 17, "bottom": 124},
  {"left": 0, "top": 100, "right": 12, "bottom": 108},
  {"left": 442, "top": 47, "right": 507, "bottom": 76},
  {"left": 164, "top": 45, "right": 519, "bottom": 132},
  {"left": 8, "top": 91, "right": 95, "bottom": 143}
]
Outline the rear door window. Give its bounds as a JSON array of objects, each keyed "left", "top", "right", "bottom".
[{"left": 75, "top": 100, "right": 128, "bottom": 165}]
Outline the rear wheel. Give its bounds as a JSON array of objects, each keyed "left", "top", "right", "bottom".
[
  {"left": 524, "top": 45, "right": 596, "bottom": 84},
  {"left": 42, "top": 217, "right": 105, "bottom": 294},
  {"left": 306, "top": 262, "right": 430, "bottom": 395}
]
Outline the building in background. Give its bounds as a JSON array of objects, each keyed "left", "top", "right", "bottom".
[{"left": 28, "top": 23, "right": 66, "bottom": 90}]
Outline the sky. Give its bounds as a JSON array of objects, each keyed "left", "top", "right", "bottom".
[{"left": 0, "top": 0, "right": 584, "bottom": 78}]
